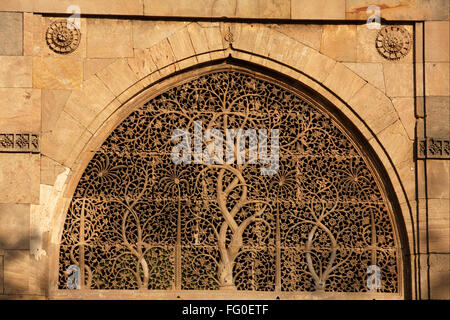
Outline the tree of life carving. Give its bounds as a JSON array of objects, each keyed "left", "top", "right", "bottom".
[{"left": 58, "top": 70, "right": 400, "bottom": 294}]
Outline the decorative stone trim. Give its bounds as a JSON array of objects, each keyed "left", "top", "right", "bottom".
[
  {"left": 418, "top": 138, "right": 450, "bottom": 159},
  {"left": 0, "top": 133, "right": 40, "bottom": 153},
  {"left": 376, "top": 26, "right": 411, "bottom": 61},
  {"left": 46, "top": 20, "right": 81, "bottom": 54}
]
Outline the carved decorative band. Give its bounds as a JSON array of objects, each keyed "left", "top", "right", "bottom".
[
  {"left": 0, "top": 133, "right": 40, "bottom": 153},
  {"left": 418, "top": 138, "right": 450, "bottom": 159}
]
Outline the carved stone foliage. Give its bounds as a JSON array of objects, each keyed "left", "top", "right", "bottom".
[
  {"left": 418, "top": 138, "right": 450, "bottom": 159},
  {"left": 0, "top": 133, "right": 39, "bottom": 153},
  {"left": 58, "top": 70, "right": 400, "bottom": 294},
  {"left": 376, "top": 26, "right": 411, "bottom": 60},
  {"left": 46, "top": 20, "right": 81, "bottom": 54}
]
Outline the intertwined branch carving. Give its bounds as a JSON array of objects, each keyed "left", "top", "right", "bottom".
[{"left": 59, "top": 71, "right": 399, "bottom": 293}]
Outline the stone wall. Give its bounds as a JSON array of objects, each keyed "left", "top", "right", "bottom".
[{"left": 0, "top": 0, "right": 448, "bottom": 299}]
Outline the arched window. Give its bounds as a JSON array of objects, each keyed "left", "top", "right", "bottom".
[{"left": 58, "top": 66, "right": 403, "bottom": 298}]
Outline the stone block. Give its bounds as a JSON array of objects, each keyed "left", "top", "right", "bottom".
[
  {"left": 4, "top": 250, "right": 30, "bottom": 294},
  {"left": 292, "top": 0, "right": 345, "bottom": 19},
  {"left": 41, "top": 89, "right": 71, "bottom": 133},
  {"left": 0, "top": 204, "right": 30, "bottom": 250},
  {"left": 187, "top": 23, "right": 211, "bottom": 62},
  {"left": 344, "top": 62, "right": 385, "bottom": 92},
  {"left": 127, "top": 49, "right": 159, "bottom": 79},
  {"left": 384, "top": 63, "right": 414, "bottom": 98},
  {"left": 64, "top": 76, "right": 116, "bottom": 128},
  {"left": 168, "top": 27, "right": 196, "bottom": 67},
  {"left": 0, "top": 154, "right": 40, "bottom": 204},
  {"left": 429, "top": 253, "right": 450, "bottom": 299},
  {"left": 0, "top": 88, "right": 41, "bottom": 132},
  {"left": 425, "top": 96, "right": 450, "bottom": 138},
  {"left": 132, "top": 20, "right": 189, "bottom": 50},
  {"left": 0, "top": 12, "right": 23, "bottom": 56},
  {"left": 41, "top": 111, "right": 86, "bottom": 166},
  {"left": 0, "top": 56, "right": 32, "bottom": 88},
  {"left": 425, "top": 21, "right": 449, "bottom": 62},
  {"left": 427, "top": 160, "right": 449, "bottom": 199},
  {"left": 349, "top": 83, "right": 398, "bottom": 134},
  {"left": 96, "top": 59, "right": 139, "bottom": 97},
  {"left": 425, "top": 199, "right": 450, "bottom": 253},
  {"left": 346, "top": 0, "right": 449, "bottom": 21},
  {"left": 425, "top": 63, "right": 449, "bottom": 96},
  {"left": 324, "top": 63, "right": 366, "bottom": 101},
  {"left": 32, "top": 57, "right": 83, "bottom": 90},
  {"left": 84, "top": 59, "right": 116, "bottom": 81},
  {"left": 271, "top": 24, "right": 322, "bottom": 51},
  {"left": 87, "top": 19, "right": 133, "bottom": 58},
  {"left": 235, "top": 0, "right": 290, "bottom": 19},
  {"left": 320, "top": 25, "right": 357, "bottom": 62},
  {"left": 377, "top": 120, "right": 413, "bottom": 166},
  {"left": 391, "top": 97, "right": 415, "bottom": 140},
  {"left": 148, "top": 39, "right": 177, "bottom": 75},
  {"left": 40, "top": 155, "right": 66, "bottom": 186}
]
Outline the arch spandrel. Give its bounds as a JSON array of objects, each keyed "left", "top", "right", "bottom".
[{"left": 56, "top": 66, "right": 406, "bottom": 298}]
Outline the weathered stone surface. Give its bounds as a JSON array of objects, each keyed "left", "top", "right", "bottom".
[
  {"left": 343, "top": 62, "right": 385, "bottom": 92},
  {"left": 429, "top": 253, "right": 450, "bottom": 299},
  {"left": 132, "top": 20, "right": 189, "bottom": 50},
  {"left": 292, "top": 0, "right": 345, "bottom": 19},
  {"left": 83, "top": 59, "right": 116, "bottom": 81},
  {"left": 425, "top": 63, "right": 449, "bottom": 96},
  {"left": 41, "top": 89, "right": 71, "bottom": 133},
  {"left": 64, "top": 76, "right": 116, "bottom": 128},
  {"left": 4, "top": 250, "right": 30, "bottom": 294},
  {"left": 168, "top": 27, "right": 196, "bottom": 68},
  {"left": 425, "top": 21, "right": 449, "bottom": 62},
  {"left": 271, "top": 24, "right": 322, "bottom": 51},
  {"left": 427, "top": 160, "right": 449, "bottom": 199},
  {"left": 187, "top": 23, "right": 211, "bottom": 62},
  {"left": 0, "top": 0, "right": 143, "bottom": 15},
  {"left": 0, "top": 56, "right": 32, "bottom": 88},
  {"left": 320, "top": 25, "right": 357, "bottom": 62},
  {"left": 376, "top": 120, "right": 412, "bottom": 166},
  {"left": 23, "top": 12, "right": 33, "bottom": 56},
  {"left": 235, "top": 0, "right": 290, "bottom": 19},
  {"left": 40, "top": 156, "right": 67, "bottom": 186},
  {"left": 148, "top": 39, "right": 177, "bottom": 76},
  {"left": 87, "top": 19, "right": 133, "bottom": 58},
  {"left": 96, "top": 59, "right": 139, "bottom": 97},
  {"left": 384, "top": 63, "right": 414, "bottom": 97},
  {"left": 346, "top": 0, "right": 449, "bottom": 21},
  {"left": 391, "top": 97, "right": 415, "bottom": 140},
  {"left": 0, "top": 88, "right": 41, "bottom": 132},
  {"left": 0, "top": 204, "right": 30, "bottom": 249},
  {"left": 425, "top": 199, "right": 450, "bottom": 253},
  {"left": 41, "top": 111, "right": 86, "bottom": 165},
  {"left": 324, "top": 63, "right": 366, "bottom": 101},
  {"left": 0, "top": 12, "right": 23, "bottom": 56},
  {"left": 0, "top": 154, "right": 40, "bottom": 204},
  {"left": 144, "top": 0, "right": 290, "bottom": 18},
  {"left": 349, "top": 83, "right": 398, "bottom": 134},
  {"left": 425, "top": 96, "right": 450, "bottom": 138},
  {"left": 32, "top": 57, "right": 82, "bottom": 90}
]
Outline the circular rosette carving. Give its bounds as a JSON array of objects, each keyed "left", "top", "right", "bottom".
[
  {"left": 376, "top": 26, "right": 411, "bottom": 60},
  {"left": 46, "top": 20, "right": 81, "bottom": 54}
]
